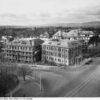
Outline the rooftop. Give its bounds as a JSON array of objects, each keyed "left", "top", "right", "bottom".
[
  {"left": 17, "top": 37, "right": 36, "bottom": 41},
  {"left": 53, "top": 29, "right": 94, "bottom": 38},
  {"left": 6, "top": 37, "right": 43, "bottom": 46},
  {"left": 42, "top": 39, "right": 82, "bottom": 48}
]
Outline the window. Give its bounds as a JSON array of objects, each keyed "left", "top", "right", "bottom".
[
  {"left": 51, "top": 52, "right": 53, "bottom": 56},
  {"left": 9, "top": 46, "right": 11, "bottom": 49},
  {"left": 58, "top": 59, "right": 61, "bottom": 62},
  {"left": 52, "top": 47, "right": 54, "bottom": 50},
  {"left": 58, "top": 53, "right": 61, "bottom": 57},
  {"left": 58, "top": 47, "right": 61, "bottom": 52},
  {"left": 25, "top": 47, "right": 27, "bottom": 50},
  {"left": 47, "top": 46, "right": 49, "bottom": 50},
  {"left": 42, "top": 50, "right": 45, "bottom": 54},
  {"left": 49, "top": 46, "right": 51, "bottom": 50},
  {"left": 21, "top": 47, "right": 22, "bottom": 50},
  {"left": 62, "top": 48, "right": 64, "bottom": 52},
  {"left": 66, "top": 49, "right": 68, "bottom": 52},
  {"left": 22, "top": 41, "right": 27, "bottom": 45},
  {"left": 17, "top": 46, "right": 19, "bottom": 50},
  {"left": 54, "top": 47, "right": 57, "bottom": 51},
  {"left": 46, "top": 51, "right": 48, "bottom": 55},
  {"left": 51, "top": 46, "right": 53, "bottom": 50},
  {"left": 29, "top": 47, "right": 32, "bottom": 51},
  {"left": 43, "top": 45, "right": 46, "bottom": 50},
  {"left": 30, "top": 57, "right": 32, "bottom": 59},
  {"left": 62, "top": 54, "right": 64, "bottom": 58}
]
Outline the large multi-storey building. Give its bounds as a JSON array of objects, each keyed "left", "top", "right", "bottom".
[
  {"left": 52, "top": 29, "right": 94, "bottom": 53},
  {"left": 42, "top": 39, "right": 83, "bottom": 66},
  {"left": 40, "top": 32, "right": 50, "bottom": 39},
  {"left": 3, "top": 37, "right": 44, "bottom": 63},
  {"left": 52, "top": 29, "right": 94, "bottom": 42}
]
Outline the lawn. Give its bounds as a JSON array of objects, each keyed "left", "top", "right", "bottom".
[
  {"left": 0, "top": 73, "right": 19, "bottom": 97},
  {"left": 13, "top": 80, "right": 40, "bottom": 97}
]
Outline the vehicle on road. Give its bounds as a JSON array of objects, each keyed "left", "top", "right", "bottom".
[{"left": 85, "top": 59, "right": 93, "bottom": 65}]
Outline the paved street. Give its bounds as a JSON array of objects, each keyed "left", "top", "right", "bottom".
[
  {"left": 65, "top": 57, "right": 100, "bottom": 97},
  {"left": 1, "top": 57, "right": 100, "bottom": 97},
  {"left": 56, "top": 57, "right": 100, "bottom": 97},
  {"left": 32, "top": 57, "right": 100, "bottom": 97}
]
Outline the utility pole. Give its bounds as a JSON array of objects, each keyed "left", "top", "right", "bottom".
[
  {"left": 40, "top": 72, "right": 42, "bottom": 96},
  {"left": 10, "top": 91, "right": 12, "bottom": 97},
  {"left": 40, "top": 72, "right": 42, "bottom": 92}
]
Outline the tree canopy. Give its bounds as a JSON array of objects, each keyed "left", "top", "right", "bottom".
[{"left": 88, "top": 35, "right": 100, "bottom": 46}]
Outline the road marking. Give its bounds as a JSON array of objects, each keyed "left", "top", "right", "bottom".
[{"left": 65, "top": 66, "right": 97, "bottom": 97}]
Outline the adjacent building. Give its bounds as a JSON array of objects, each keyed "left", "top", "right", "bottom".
[
  {"left": 2, "top": 29, "right": 93, "bottom": 66},
  {"left": 52, "top": 29, "right": 94, "bottom": 42},
  {"left": 52, "top": 30, "right": 64, "bottom": 40},
  {"left": 3, "top": 37, "right": 44, "bottom": 63},
  {"left": 42, "top": 39, "right": 83, "bottom": 66},
  {"left": 52, "top": 29, "right": 94, "bottom": 53},
  {"left": 1, "top": 36, "right": 13, "bottom": 44},
  {"left": 40, "top": 32, "right": 50, "bottom": 39}
]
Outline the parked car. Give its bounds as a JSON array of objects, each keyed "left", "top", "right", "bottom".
[{"left": 85, "top": 59, "right": 93, "bottom": 65}]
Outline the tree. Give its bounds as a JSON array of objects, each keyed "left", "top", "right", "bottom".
[
  {"left": 0, "top": 66, "right": 19, "bottom": 97},
  {"left": 18, "top": 65, "right": 33, "bottom": 81},
  {"left": 88, "top": 35, "right": 100, "bottom": 46}
]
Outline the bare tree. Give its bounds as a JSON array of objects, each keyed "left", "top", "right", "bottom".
[{"left": 18, "top": 65, "right": 33, "bottom": 81}]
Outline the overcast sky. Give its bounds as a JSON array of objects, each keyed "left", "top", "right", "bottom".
[{"left": 0, "top": 0, "right": 100, "bottom": 26}]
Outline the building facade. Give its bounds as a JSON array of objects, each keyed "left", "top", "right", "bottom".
[
  {"left": 3, "top": 38, "right": 43, "bottom": 63},
  {"left": 42, "top": 39, "right": 83, "bottom": 66},
  {"left": 52, "top": 29, "right": 94, "bottom": 53},
  {"left": 40, "top": 32, "right": 50, "bottom": 39},
  {"left": 52, "top": 29, "right": 94, "bottom": 42}
]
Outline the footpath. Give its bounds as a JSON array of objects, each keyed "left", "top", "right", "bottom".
[
  {"left": 17, "top": 58, "right": 92, "bottom": 71},
  {"left": 0, "top": 58, "right": 92, "bottom": 72},
  {"left": 6, "top": 81, "right": 24, "bottom": 97}
]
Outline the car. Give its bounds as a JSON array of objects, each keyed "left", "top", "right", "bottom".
[{"left": 85, "top": 60, "right": 93, "bottom": 65}]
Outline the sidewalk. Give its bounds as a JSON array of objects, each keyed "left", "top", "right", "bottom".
[
  {"left": 64, "top": 58, "right": 93, "bottom": 71},
  {"left": 0, "top": 58, "right": 92, "bottom": 72}
]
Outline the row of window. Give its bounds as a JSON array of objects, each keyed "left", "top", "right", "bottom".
[
  {"left": 43, "top": 45, "right": 68, "bottom": 52},
  {"left": 43, "top": 56, "right": 67, "bottom": 63},
  {"left": 42, "top": 51, "right": 67, "bottom": 58},
  {"left": 6, "top": 55, "right": 33, "bottom": 59},
  {"left": 43, "top": 56, "right": 82, "bottom": 65},
  {"left": 43, "top": 47, "right": 82, "bottom": 58},
  {"left": 43, "top": 45, "right": 82, "bottom": 53},
  {"left": 8, "top": 59, "right": 33, "bottom": 63},
  {"left": 6, "top": 45, "right": 33, "bottom": 51},
  {"left": 6, "top": 51, "right": 33, "bottom": 55}
]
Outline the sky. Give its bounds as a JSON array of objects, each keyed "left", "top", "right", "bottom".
[{"left": 0, "top": 0, "right": 100, "bottom": 26}]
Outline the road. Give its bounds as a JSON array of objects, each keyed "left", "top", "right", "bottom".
[
  {"left": 1, "top": 57, "right": 100, "bottom": 97},
  {"left": 33, "top": 57, "right": 100, "bottom": 97},
  {"left": 55, "top": 57, "right": 100, "bottom": 97},
  {"left": 66, "top": 57, "right": 100, "bottom": 97}
]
